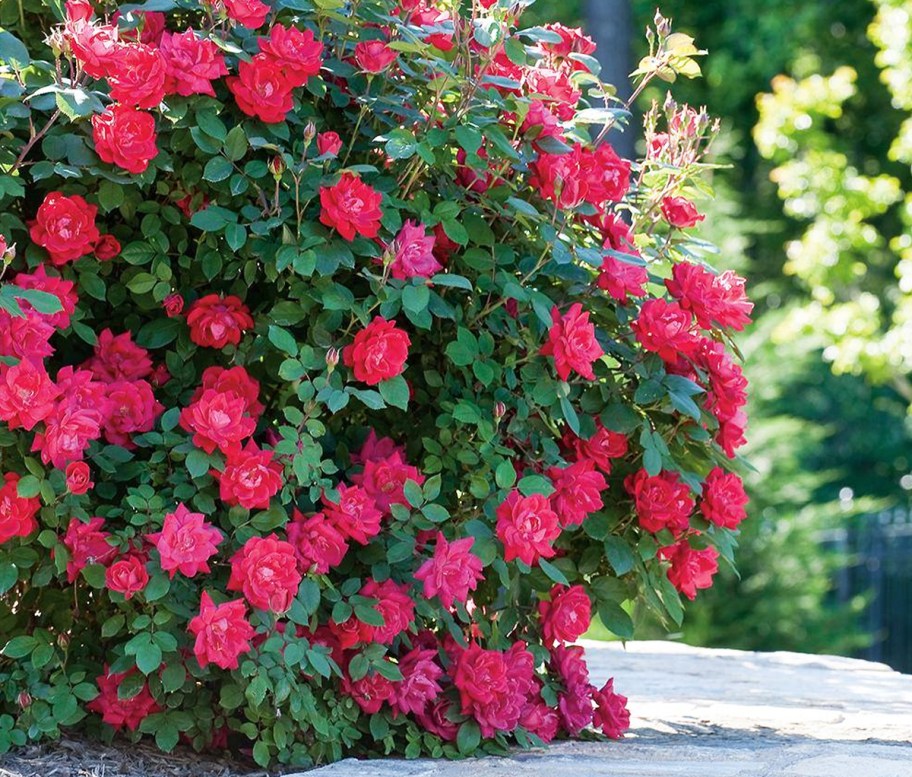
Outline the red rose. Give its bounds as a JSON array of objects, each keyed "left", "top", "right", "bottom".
[
  {"left": 566, "top": 421, "right": 628, "bottom": 474},
  {"left": 389, "top": 220, "right": 442, "bottom": 280},
  {"left": 538, "top": 584, "right": 592, "bottom": 645},
  {"left": 661, "top": 196, "right": 705, "bottom": 228},
  {"left": 597, "top": 255, "right": 648, "bottom": 302},
  {"left": 316, "top": 131, "right": 342, "bottom": 157},
  {"left": 33, "top": 404, "right": 102, "bottom": 469},
  {"left": 67, "top": 22, "right": 120, "bottom": 79},
  {"left": 29, "top": 192, "right": 100, "bottom": 265},
  {"left": 147, "top": 503, "right": 223, "bottom": 578},
  {"left": 454, "top": 641, "right": 535, "bottom": 737},
  {"left": 630, "top": 298, "right": 699, "bottom": 363},
  {"left": 547, "top": 459, "right": 606, "bottom": 526},
  {"left": 358, "top": 578, "right": 415, "bottom": 644},
  {"left": 196, "top": 365, "right": 264, "bottom": 419},
  {"left": 580, "top": 143, "right": 631, "bottom": 204},
  {"left": 62, "top": 516, "right": 117, "bottom": 582},
  {"left": 286, "top": 510, "right": 348, "bottom": 574},
  {"left": 259, "top": 24, "right": 323, "bottom": 86},
  {"left": 0, "top": 473, "right": 40, "bottom": 546},
  {"left": 224, "top": 0, "right": 271, "bottom": 29},
  {"left": 87, "top": 669, "right": 159, "bottom": 731},
  {"left": 107, "top": 43, "right": 167, "bottom": 109},
  {"left": 352, "top": 451, "right": 424, "bottom": 514},
  {"left": 0, "top": 359, "right": 59, "bottom": 431},
  {"left": 226, "top": 54, "right": 295, "bottom": 124},
  {"left": 186, "top": 293, "right": 254, "bottom": 349},
  {"left": 189, "top": 591, "right": 256, "bottom": 670},
  {"left": 551, "top": 644, "right": 592, "bottom": 734},
  {"left": 321, "top": 483, "right": 382, "bottom": 544},
  {"left": 666, "top": 262, "right": 753, "bottom": 331},
  {"left": 217, "top": 441, "right": 283, "bottom": 510},
  {"left": 227, "top": 534, "right": 302, "bottom": 613},
  {"left": 531, "top": 147, "right": 587, "bottom": 209},
  {"left": 12, "top": 266, "right": 77, "bottom": 330},
  {"left": 101, "top": 379, "right": 162, "bottom": 448},
  {"left": 700, "top": 467, "right": 748, "bottom": 529},
  {"left": 495, "top": 490, "right": 561, "bottom": 567},
  {"left": 659, "top": 540, "right": 719, "bottom": 600},
  {"left": 105, "top": 553, "right": 149, "bottom": 600},
  {"left": 342, "top": 316, "right": 410, "bottom": 385},
  {"left": 343, "top": 670, "right": 395, "bottom": 714},
  {"left": 328, "top": 614, "right": 373, "bottom": 649},
  {"left": 85, "top": 328, "right": 153, "bottom": 383},
  {"left": 159, "top": 30, "right": 228, "bottom": 97},
  {"left": 93, "top": 234, "right": 121, "bottom": 261},
  {"left": 592, "top": 678, "right": 631, "bottom": 739},
  {"left": 414, "top": 532, "right": 484, "bottom": 608},
  {"left": 393, "top": 647, "right": 444, "bottom": 716},
  {"left": 65, "top": 461, "right": 93, "bottom": 495},
  {"left": 179, "top": 387, "right": 256, "bottom": 456},
  {"left": 624, "top": 469, "right": 694, "bottom": 535},
  {"left": 319, "top": 173, "right": 383, "bottom": 241},
  {"left": 540, "top": 302, "right": 604, "bottom": 381},
  {"left": 354, "top": 40, "right": 398, "bottom": 73},
  {"left": 163, "top": 293, "right": 184, "bottom": 318},
  {"left": 92, "top": 105, "right": 159, "bottom": 175}
]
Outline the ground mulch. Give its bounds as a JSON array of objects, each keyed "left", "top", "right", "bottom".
[{"left": 0, "top": 737, "right": 274, "bottom": 777}]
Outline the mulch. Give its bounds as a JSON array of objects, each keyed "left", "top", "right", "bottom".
[{"left": 0, "top": 737, "right": 279, "bottom": 777}]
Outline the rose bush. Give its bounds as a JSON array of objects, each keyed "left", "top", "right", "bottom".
[{"left": 0, "top": 0, "right": 751, "bottom": 768}]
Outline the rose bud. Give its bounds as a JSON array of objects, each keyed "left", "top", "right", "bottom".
[
  {"left": 303, "top": 121, "right": 317, "bottom": 146},
  {"left": 326, "top": 347, "right": 340, "bottom": 371},
  {"left": 17, "top": 692, "right": 32, "bottom": 710},
  {"left": 494, "top": 401, "right": 506, "bottom": 421},
  {"left": 163, "top": 293, "right": 184, "bottom": 318},
  {"left": 268, "top": 155, "right": 286, "bottom": 179}
]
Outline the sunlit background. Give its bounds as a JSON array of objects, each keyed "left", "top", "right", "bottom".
[{"left": 533, "top": 0, "right": 912, "bottom": 672}]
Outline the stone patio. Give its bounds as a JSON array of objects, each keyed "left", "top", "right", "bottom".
[{"left": 302, "top": 640, "right": 912, "bottom": 777}]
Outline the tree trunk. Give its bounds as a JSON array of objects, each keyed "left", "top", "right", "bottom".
[{"left": 584, "top": 0, "right": 636, "bottom": 160}]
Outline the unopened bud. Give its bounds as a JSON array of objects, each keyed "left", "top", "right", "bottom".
[
  {"left": 17, "top": 691, "right": 31, "bottom": 709},
  {"left": 494, "top": 401, "right": 506, "bottom": 420},
  {"left": 326, "top": 347, "right": 340, "bottom": 371},
  {"left": 654, "top": 10, "right": 671, "bottom": 38},
  {"left": 44, "top": 29, "right": 67, "bottom": 59},
  {"left": 57, "top": 632, "right": 70, "bottom": 650},
  {"left": 268, "top": 155, "right": 286, "bottom": 179},
  {"left": 0, "top": 236, "right": 14, "bottom": 264},
  {"left": 303, "top": 121, "right": 317, "bottom": 146}
]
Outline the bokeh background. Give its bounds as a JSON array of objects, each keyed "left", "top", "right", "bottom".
[{"left": 532, "top": 0, "right": 912, "bottom": 671}]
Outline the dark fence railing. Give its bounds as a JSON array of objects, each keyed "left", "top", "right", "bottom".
[{"left": 826, "top": 508, "right": 912, "bottom": 673}]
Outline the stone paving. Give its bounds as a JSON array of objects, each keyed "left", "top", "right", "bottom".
[{"left": 302, "top": 640, "right": 912, "bottom": 777}]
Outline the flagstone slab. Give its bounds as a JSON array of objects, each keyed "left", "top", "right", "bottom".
[{"left": 302, "top": 640, "right": 912, "bottom": 777}]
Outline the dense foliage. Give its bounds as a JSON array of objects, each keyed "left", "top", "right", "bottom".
[{"left": 0, "top": 0, "right": 751, "bottom": 767}]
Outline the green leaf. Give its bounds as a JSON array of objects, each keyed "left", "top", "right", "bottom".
[
  {"left": 603, "top": 537, "right": 636, "bottom": 576},
  {"left": 2, "top": 635, "right": 37, "bottom": 659},
  {"left": 81, "top": 563, "right": 106, "bottom": 588},
  {"left": 539, "top": 558, "right": 569, "bottom": 585},
  {"left": 268, "top": 325, "right": 298, "bottom": 356},
  {"left": 143, "top": 573, "right": 170, "bottom": 602},
  {"left": 0, "top": 563, "right": 18, "bottom": 595},
  {"left": 136, "top": 317, "right": 182, "bottom": 348},
  {"left": 384, "top": 129, "right": 417, "bottom": 160},
  {"left": 457, "top": 720, "right": 481, "bottom": 754},
  {"left": 223, "top": 126, "right": 248, "bottom": 161},
  {"left": 495, "top": 459, "right": 516, "bottom": 489},
  {"left": 369, "top": 714, "right": 389, "bottom": 741},
  {"left": 598, "top": 600, "right": 635, "bottom": 639},
  {"left": 421, "top": 503, "right": 449, "bottom": 522},
  {"left": 196, "top": 110, "right": 227, "bottom": 141},
  {"left": 402, "top": 284, "right": 430, "bottom": 314},
  {"left": 185, "top": 450, "right": 211, "bottom": 479},
  {"left": 378, "top": 375, "right": 409, "bottom": 410},
  {"left": 54, "top": 88, "right": 104, "bottom": 120},
  {"left": 203, "top": 156, "right": 233, "bottom": 183},
  {"left": 15, "top": 475, "right": 41, "bottom": 498},
  {"left": 252, "top": 741, "right": 270, "bottom": 768},
  {"left": 0, "top": 31, "right": 30, "bottom": 68},
  {"left": 161, "top": 663, "right": 186, "bottom": 692},
  {"left": 135, "top": 641, "right": 163, "bottom": 674}
]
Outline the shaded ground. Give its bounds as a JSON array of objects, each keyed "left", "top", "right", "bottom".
[{"left": 2, "top": 641, "right": 910, "bottom": 777}]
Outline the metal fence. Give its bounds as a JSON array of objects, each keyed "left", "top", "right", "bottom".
[{"left": 830, "top": 508, "right": 912, "bottom": 673}]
